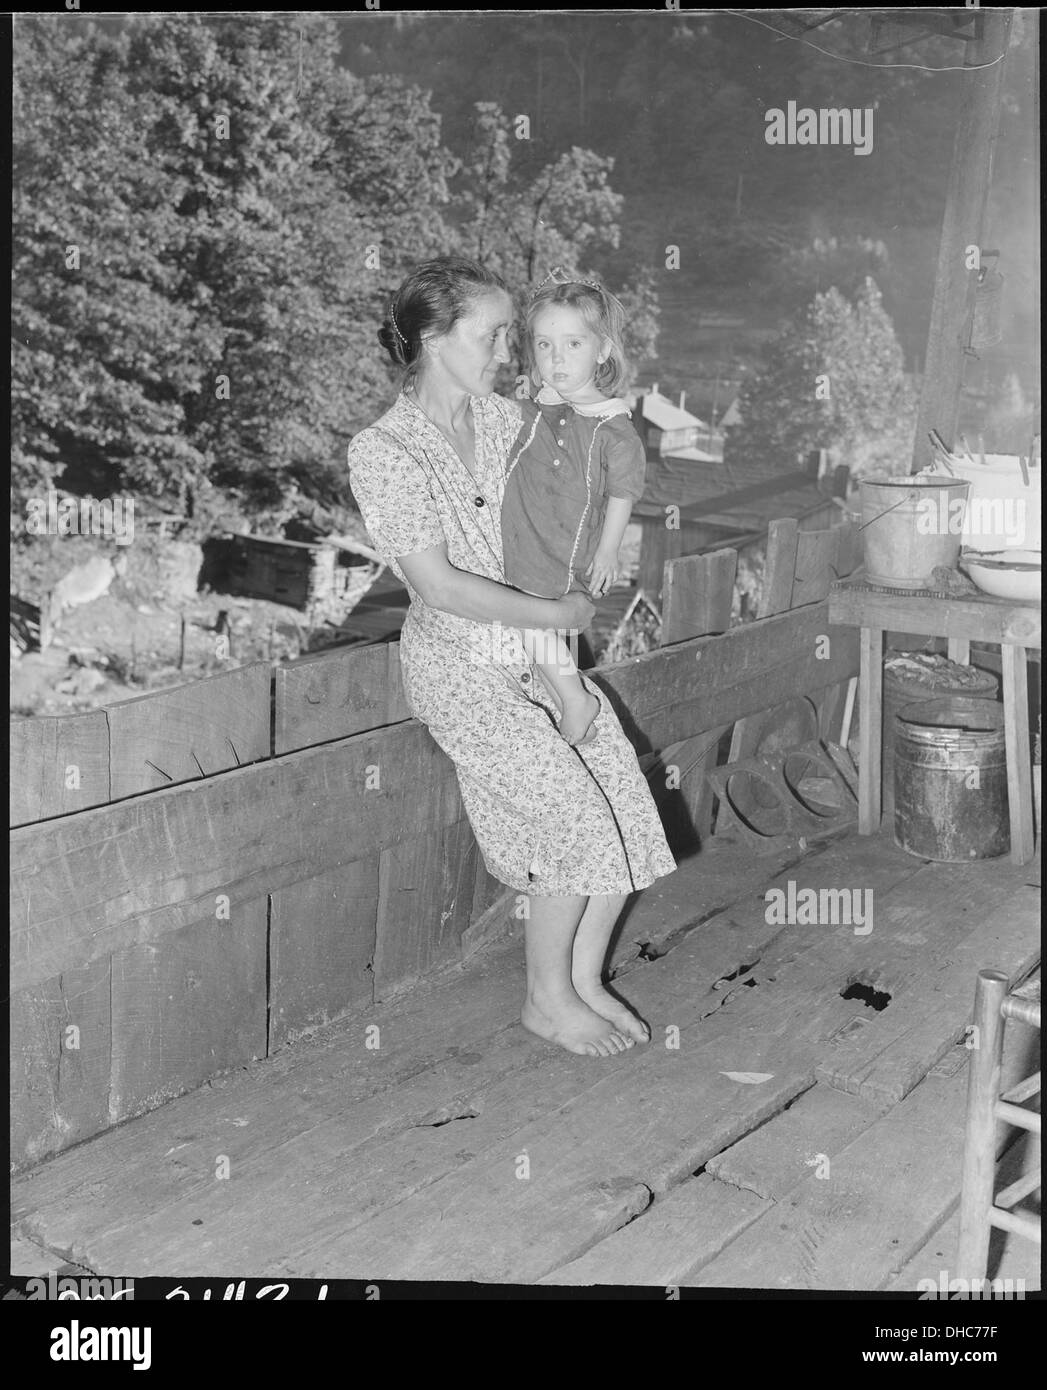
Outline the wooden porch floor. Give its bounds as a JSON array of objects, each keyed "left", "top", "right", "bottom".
[{"left": 11, "top": 827, "right": 1041, "bottom": 1289}]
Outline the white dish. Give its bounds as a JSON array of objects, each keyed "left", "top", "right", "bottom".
[{"left": 960, "top": 549, "right": 1042, "bottom": 601}]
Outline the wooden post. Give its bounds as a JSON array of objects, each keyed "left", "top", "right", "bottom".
[
  {"left": 956, "top": 969, "right": 1008, "bottom": 1282},
  {"left": 724, "top": 518, "right": 800, "bottom": 768},
  {"left": 858, "top": 625, "right": 885, "bottom": 833},
  {"left": 661, "top": 548, "right": 738, "bottom": 645},
  {"left": 912, "top": 9, "right": 1013, "bottom": 471},
  {"left": 1000, "top": 643, "right": 1035, "bottom": 864}
]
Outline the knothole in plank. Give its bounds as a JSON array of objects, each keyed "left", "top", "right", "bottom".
[{"left": 839, "top": 978, "right": 892, "bottom": 1012}]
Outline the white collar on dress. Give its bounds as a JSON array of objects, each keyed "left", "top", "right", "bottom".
[{"left": 535, "top": 384, "right": 631, "bottom": 419}]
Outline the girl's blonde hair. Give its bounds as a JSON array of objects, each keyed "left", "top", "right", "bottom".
[{"left": 524, "top": 272, "right": 629, "bottom": 395}]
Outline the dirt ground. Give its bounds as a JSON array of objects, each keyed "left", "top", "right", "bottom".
[
  {"left": 10, "top": 527, "right": 379, "bottom": 718},
  {"left": 10, "top": 521, "right": 647, "bottom": 720}
]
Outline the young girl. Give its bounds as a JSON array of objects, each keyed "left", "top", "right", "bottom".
[{"left": 501, "top": 269, "right": 647, "bottom": 745}]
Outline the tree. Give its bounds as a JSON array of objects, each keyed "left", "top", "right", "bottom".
[
  {"left": 12, "top": 17, "right": 210, "bottom": 500},
  {"left": 454, "top": 103, "right": 658, "bottom": 390},
  {"left": 724, "top": 278, "right": 917, "bottom": 478},
  {"left": 12, "top": 13, "right": 457, "bottom": 516}
]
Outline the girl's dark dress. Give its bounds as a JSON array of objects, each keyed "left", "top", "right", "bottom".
[{"left": 501, "top": 387, "right": 647, "bottom": 598}]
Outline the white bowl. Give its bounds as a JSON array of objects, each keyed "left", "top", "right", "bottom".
[{"left": 961, "top": 549, "right": 1042, "bottom": 601}]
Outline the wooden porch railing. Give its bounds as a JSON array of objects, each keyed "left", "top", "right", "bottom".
[{"left": 10, "top": 526, "right": 861, "bottom": 1171}]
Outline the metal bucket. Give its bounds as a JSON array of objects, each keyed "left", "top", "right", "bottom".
[
  {"left": 860, "top": 477, "right": 970, "bottom": 589},
  {"left": 894, "top": 697, "right": 1009, "bottom": 862},
  {"left": 881, "top": 660, "right": 999, "bottom": 823}
]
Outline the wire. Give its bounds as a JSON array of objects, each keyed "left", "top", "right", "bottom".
[{"left": 721, "top": 9, "right": 1007, "bottom": 73}]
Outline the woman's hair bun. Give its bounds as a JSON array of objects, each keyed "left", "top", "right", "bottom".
[
  {"left": 379, "top": 258, "right": 509, "bottom": 378},
  {"left": 378, "top": 319, "right": 410, "bottom": 367}
]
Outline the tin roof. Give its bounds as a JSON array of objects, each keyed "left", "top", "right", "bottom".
[{"left": 632, "top": 387, "right": 710, "bottom": 433}]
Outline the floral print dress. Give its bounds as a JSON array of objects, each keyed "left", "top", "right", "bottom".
[{"left": 346, "top": 388, "right": 677, "bottom": 897}]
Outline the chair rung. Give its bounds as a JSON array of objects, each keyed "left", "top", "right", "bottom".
[
  {"left": 1001, "top": 996, "right": 1041, "bottom": 1029},
  {"left": 1000, "top": 1071, "right": 1041, "bottom": 1105},
  {"left": 988, "top": 1206, "right": 1042, "bottom": 1244},
  {"left": 995, "top": 1169, "right": 1042, "bottom": 1211},
  {"left": 995, "top": 1100, "right": 1042, "bottom": 1133}
]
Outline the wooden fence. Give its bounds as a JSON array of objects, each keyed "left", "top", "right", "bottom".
[{"left": 10, "top": 526, "right": 861, "bottom": 1171}]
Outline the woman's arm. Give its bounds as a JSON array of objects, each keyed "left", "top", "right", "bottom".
[{"left": 399, "top": 544, "right": 594, "bottom": 630}]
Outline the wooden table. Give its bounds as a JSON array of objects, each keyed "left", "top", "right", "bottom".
[{"left": 829, "top": 576, "right": 1041, "bottom": 864}]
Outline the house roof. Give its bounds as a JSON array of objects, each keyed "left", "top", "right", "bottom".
[
  {"left": 632, "top": 387, "right": 710, "bottom": 433},
  {"left": 642, "top": 445, "right": 787, "bottom": 509},
  {"left": 662, "top": 444, "right": 722, "bottom": 465},
  {"left": 636, "top": 452, "right": 829, "bottom": 530}
]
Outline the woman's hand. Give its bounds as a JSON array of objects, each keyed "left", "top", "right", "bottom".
[
  {"left": 586, "top": 547, "right": 620, "bottom": 598},
  {"left": 555, "top": 590, "right": 596, "bottom": 631}
]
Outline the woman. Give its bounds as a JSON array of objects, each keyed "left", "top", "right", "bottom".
[{"left": 347, "top": 256, "right": 676, "bottom": 1059}]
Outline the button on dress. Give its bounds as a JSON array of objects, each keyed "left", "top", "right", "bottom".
[{"left": 346, "top": 390, "right": 676, "bottom": 896}]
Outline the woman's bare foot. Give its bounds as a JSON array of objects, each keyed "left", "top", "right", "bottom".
[
  {"left": 558, "top": 690, "right": 601, "bottom": 746},
  {"left": 521, "top": 987, "right": 635, "bottom": 1057},
  {"left": 572, "top": 978, "right": 651, "bottom": 1043}
]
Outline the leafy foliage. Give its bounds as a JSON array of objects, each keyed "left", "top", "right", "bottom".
[
  {"left": 725, "top": 278, "right": 917, "bottom": 477},
  {"left": 456, "top": 104, "right": 657, "bottom": 390},
  {"left": 12, "top": 19, "right": 653, "bottom": 519}
]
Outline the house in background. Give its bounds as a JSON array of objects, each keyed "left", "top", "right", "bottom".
[{"left": 630, "top": 385, "right": 718, "bottom": 459}]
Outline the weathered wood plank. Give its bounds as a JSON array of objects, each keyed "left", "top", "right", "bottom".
[
  {"left": 10, "top": 957, "right": 113, "bottom": 1172},
  {"left": 291, "top": 1030, "right": 814, "bottom": 1281},
  {"left": 761, "top": 517, "right": 801, "bottom": 617},
  {"left": 539, "top": 1173, "right": 769, "bottom": 1287},
  {"left": 691, "top": 1028, "right": 1031, "bottom": 1291},
  {"left": 725, "top": 522, "right": 798, "bottom": 785},
  {"left": 910, "top": 7, "right": 1014, "bottom": 470},
  {"left": 644, "top": 727, "right": 735, "bottom": 855},
  {"left": 829, "top": 581, "right": 1042, "bottom": 649},
  {"left": 611, "top": 828, "right": 920, "bottom": 981},
  {"left": 10, "top": 831, "right": 918, "bottom": 1273},
  {"left": 858, "top": 624, "right": 884, "bottom": 832},
  {"left": 691, "top": 1068, "right": 972, "bottom": 1288},
  {"left": 373, "top": 819, "right": 477, "bottom": 1002},
  {"left": 11, "top": 943, "right": 531, "bottom": 1258},
  {"left": 460, "top": 858, "right": 516, "bottom": 960},
  {"left": 723, "top": 854, "right": 1037, "bottom": 1029},
  {"left": 793, "top": 524, "right": 848, "bottom": 606},
  {"left": 723, "top": 519, "right": 807, "bottom": 816},
  {"left": 657, "top": 547, "right": 739, "bottom": 839},
  {"left": 815, "top": 884, "right": 1041, "bottom": 1103},
  {"left": 470, "top": 854, "right": 508, "bottom": 922},
  {"left": 109, "top": 903, "right": 269, "bottom": 1122},
  {"left": 274, "top": 643, "right": 412, "bottom": 755},
  {"left": 107, "top": 663, "right": 271, "bottom": 799},
  {"left": 705, "top": 1082, "right": 891, "bottom": 1201},
  {"left": 9, "top": 836, "right": 835, "bottom": 1267},
  {"left": 595, "top": 600, "right": 859, "bottom": 750},
  {"left": 886, "top": 1013, "right": 1043, "bottom": 1293},
  {"left": 661, "top": 547, "right": 738, "bottom": 645},
  {"left": 712, "top": 831, "right": 925, "bottom": 943},
  {"left": 1002, "top": 642, "right": 1036, "bottom": 864},
  {"left": 386, "top": 641, "right": 413, "bottom": 724},
  {"left": 10, "top": 1234, "right": 66, "bottom": 1277},
  {"left": 9, "top": 711, "right": 111, "bottom": 827},
  {"left": 268, "top": 860, "right": 379, "bottom": 1049},
  {"left": 10, "top": 720, "right": 461, "bottom": 992}
]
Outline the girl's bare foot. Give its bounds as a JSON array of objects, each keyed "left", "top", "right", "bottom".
[
  {"left": 521, "top": 988, "right": 635, "bottom": 1057},
  {"left": 558, "top": 690, "right": 601, "bottom": 746},
  {"left": 572, "top": 978, "right": 651, "bottom": 1043}
]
